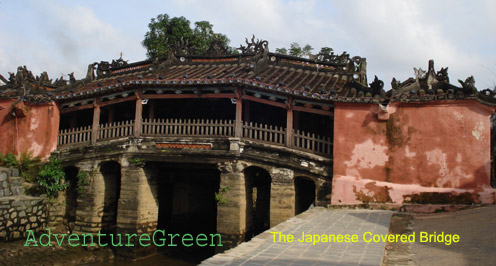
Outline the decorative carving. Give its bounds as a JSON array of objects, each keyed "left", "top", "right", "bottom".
[
  {"left": 111, "top": 53, "right": 129, "bottom": 68},
  {"left": 173, "top": 37, "right": 191, "bottom": 56},
  {"left": 436, "top": 67, "right": 449, "bottom": 82},
  {"left": 53, "top": 75, "right": 67, "bottom": 87},
  {"left": 85, "top": 62, "right": 98, "bottom": 81},
  {"left": 370, "top": 76, "right": 384, "bottom": 91},
  {"left": 458, "top": 76, "right": 477, "bottom": 94},
  {"left": 37, "top": 71, "right": 52, "bottom": 87},
  {"left": 96, "top": 61, "right": 110, "bottom": 77},
  {"left": 237, "top": 35, "right": 269, "bottom": 55},
  {"left": 315, "top": 50, "right": 352, "bottom": 65},
  {"left": 68, "top": 72, "right": 76, "bottom": 84},
  {"left": 414, "top": 67, "right": 427, "bottom": 79}
]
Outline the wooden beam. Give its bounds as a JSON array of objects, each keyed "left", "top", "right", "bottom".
[
  {"left": 241, "top": 95, "right": 287, "bottom": 109},
  {"left": 134, "top": 90, "right": 142, "bottom": 136},
  {"left": 141, "top": 93, "right": 236, "bottom": 100},
  {"left": 292, "top": 105, "right": 333, "bottom": 116},
  {"left": 235, "top": 88, "right": 242, "bottom": 138},
  {"left": 99, "top": 95, "right": 137, "bottom": 107},
  {"left": 60, "top": 103, "right": 93, "bottom": 114}
]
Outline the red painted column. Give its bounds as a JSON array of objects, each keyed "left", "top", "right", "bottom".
[
  {"left": 134, "top": 90, "right": 143, "bottom": 136},
  {"left": 286, "top": 98, "right": 293, "bottom": 147},
  {"left": 91, "top": 98, "right": 100, "bottom": 144},
  {"left": 235, "top": 89, "right": 243, "bottom": 138}
]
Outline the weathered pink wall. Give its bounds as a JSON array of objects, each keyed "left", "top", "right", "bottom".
[
  {"left": 0, "top": 98, "right": 59, "bottom": 159},
  {"left": 332, "top": 100, "right": 495, "bottom": 204}
]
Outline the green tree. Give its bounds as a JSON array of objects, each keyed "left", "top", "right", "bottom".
[
  {"left": 276, "top": 43, "right": 314, "bottom": 58},
  {"left": 37, "top": 155, "right": 66, "bottom": 198},
  {"left": 302, "top": 44, "right": 313, "bottom": 58},
  {"left": 289, "top": 42, "right": 302, "bottom": 57},
  {"left": 275, "top": 47, "right": 288, "bottom": 55},
  {"left": 142, "top": 14, "right": 234, "bottom": 58},
  {"left": 319, "top": 47, "right": 333, "bottom": 55}
]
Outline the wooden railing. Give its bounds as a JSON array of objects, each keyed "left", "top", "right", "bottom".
[
  {"left": 57, "top": 126, "right": 92, "bottom": 146},
  {"left": 293, "top": 129, "right": 333, "bottom": 156},
  {"left": 58, "top": 119, "right": 332, "bottom": 157},
  {"left": 242, "top": 121, "right": 286, "bottom": 145},
  {"left": 142, "top": 118, "right": 234, "bottom": 137},
  {"left": 98, "top": 120, "right": 134, "bottom": 141}
]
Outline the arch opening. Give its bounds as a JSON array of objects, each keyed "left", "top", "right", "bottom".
[
  {"left": 244, "top": 166, "right": 271, "bottom": 240},
  {"left": 146, "top": 162, "right": 220, "bottom": 262},
  {"left": 99, "top": 161, "right": 121, "bottom": 235},
  {"left": 63, "top": 166, "right": 78, "bottom": 230},
  {"left": 295, "top": 177, "right": 316, "bottom": 215}
]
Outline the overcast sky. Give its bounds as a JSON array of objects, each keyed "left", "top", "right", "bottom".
[{"left": 1, "top": 0, "right": 495, "bottom": 90}]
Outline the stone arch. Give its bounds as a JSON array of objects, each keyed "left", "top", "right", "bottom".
[
  {"left": 294, "top": 176, "right": 316, "bottom": 215},
  {"left": 99, "top": 161, "right": 121, "bottom": 234},
  {"left": 244, "top": 166, "right": 271, "bottom": 239},
  {"left": 63, "top": 166, "right": 78, "bottom": 229}
]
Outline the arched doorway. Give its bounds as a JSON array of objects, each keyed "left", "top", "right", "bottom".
[
  {"left": 63, "top": 166, "right": 78, "bottom": 231},
  {"left": 244, "top": 166, "right": 271, "bottom": 240},
  {"left": 295, "top": 177, "right": 316, "bottom": 215},
  {"left": 99, "top": 161, "right": 121, "bottom": 234}
]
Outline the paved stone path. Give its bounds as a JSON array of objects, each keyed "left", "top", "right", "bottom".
[{"left": 201, "top": 207, "right": 393, "bottom": 266}]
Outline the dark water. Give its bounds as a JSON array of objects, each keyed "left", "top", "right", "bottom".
[{"left": 86, "top": 253, "right": 198, "bottom": 266}]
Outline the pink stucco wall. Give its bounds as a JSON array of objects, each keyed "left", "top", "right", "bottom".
[
  {"left": 0, "top": 98, "right": 59, "bottom": 159},
  {"left": 332, "top": 100, "right": 495, "bottom": 204}
]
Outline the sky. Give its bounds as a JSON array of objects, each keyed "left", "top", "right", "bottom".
[{"left": 0, "top": 0, "right": 495, "bottom": 90}]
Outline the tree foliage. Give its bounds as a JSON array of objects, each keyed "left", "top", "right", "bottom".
[
  {"left": 142, "top": 14, "right": 234, "bottom": 58},
  {"left": 37, "top": 155, "right": 66, "bottom": 198},
  {"left": 275, "top": 42, "right": 314, "bottom": 58}
]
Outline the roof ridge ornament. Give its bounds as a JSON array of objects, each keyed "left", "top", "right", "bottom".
[{"left": 238, "top": 35, "right": 269, "bottom": 55}]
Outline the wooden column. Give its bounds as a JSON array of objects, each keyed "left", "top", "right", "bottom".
[
  {"left": 91, "top": 98, "right": 100, "bottom": 144},
  {"left": 243, "top": 100, "right": 250, "bottom": 122},
  {"left": 69, "top": 115, "right": 77, "bottom": 129},
  {"left": 234, "top": 89, "right": 242, "bottom": 138},
  {"left": 286, "top": 97, "right": 293, "bottom": 147},
  {"left": 149, "top": 100, "right": 155, "bottom": 119},
  {"left": 134, "top": 90, "right": 142, "bottom": 136},
  {"left": 108, "top": 106, "right": 114, "bottom": 124}
]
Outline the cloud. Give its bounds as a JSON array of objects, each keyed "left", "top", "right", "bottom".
[
  {"left": 0, "top": 1, "right": 146, "bottom": 80},
  {"left": 1, "top": 0, "right": 493, "bottom": 89}
]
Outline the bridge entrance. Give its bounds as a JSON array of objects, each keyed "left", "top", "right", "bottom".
[
  {"left": 146, "top": 162, "right": 220, "bottom": 261},
  {"left": 295, "top": 177, "right": 316, "bottom": 215},
  {"left": 100, "top": 161, "right": 121, "bottom": 235},
  {"left": 244, "top": 166, "right": 271, "bottom": 240}
]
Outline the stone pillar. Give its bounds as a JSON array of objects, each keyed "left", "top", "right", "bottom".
[
  {"left": 269, "top": 168, "right": 295, "bottom": 227},
  {"left": 216, "top": 162, "right": 246, "bottom": 252},
  {"left": 116, "top": 161, "right": 158, "bottom": 258},
  {"left": 73, "top": 162, "right": 104, "bottom": 234}
]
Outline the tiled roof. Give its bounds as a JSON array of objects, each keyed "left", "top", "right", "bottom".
[
  {"left": 387, "top": 60, "right": 496, "bottom": 106},
  {"left": 1, "top": 38, "right": 495, "bottom": 106}
]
